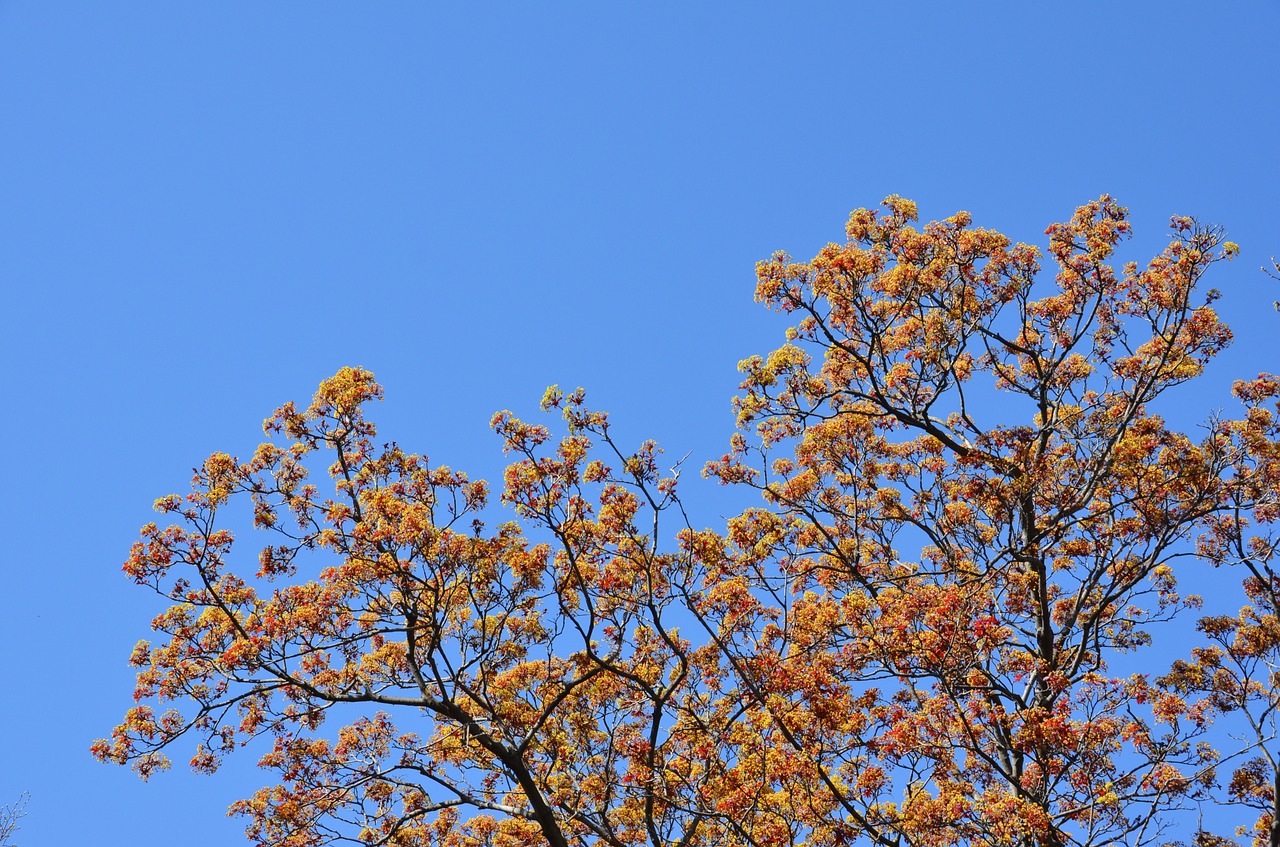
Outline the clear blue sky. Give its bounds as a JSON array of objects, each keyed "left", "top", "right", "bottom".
[{"left": 1, "top": 3, "right": 1277, "bottom": 844}]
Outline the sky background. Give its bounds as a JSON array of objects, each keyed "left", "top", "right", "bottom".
[{"left": 1, "top": 3, "right": 1278, "bottom": 844}]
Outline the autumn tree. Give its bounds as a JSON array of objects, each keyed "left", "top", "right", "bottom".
[{"left": 97, "top": 197, "right": 1280, "bottom": 847}]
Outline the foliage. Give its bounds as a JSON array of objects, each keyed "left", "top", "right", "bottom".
[{"left": 97, "top": 197, "right": 1280, "bottom": 847}]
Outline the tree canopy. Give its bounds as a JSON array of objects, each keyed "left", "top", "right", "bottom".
[{"left": 97, "top": 197, "right": 1280, "bottom": 847}]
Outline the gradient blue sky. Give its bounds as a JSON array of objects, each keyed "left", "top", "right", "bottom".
[{"left": 1, "top": 4, "right": 1278, "bottom": 845}]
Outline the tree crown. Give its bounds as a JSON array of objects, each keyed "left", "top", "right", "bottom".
[{"left": 97, "top": 197, "right": 1280, "bottom": 847}]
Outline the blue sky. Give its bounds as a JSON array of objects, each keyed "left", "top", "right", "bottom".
[{"left": 1, "top": 3, "right": 1277, "bottom": 844}]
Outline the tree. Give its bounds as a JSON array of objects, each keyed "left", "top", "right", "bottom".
[
  {"left": 96, "top": 197, "right": 1280, "bottom": 847},
  {"left": 1, "top": 793, "right": 28, "bottom": 847}
]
